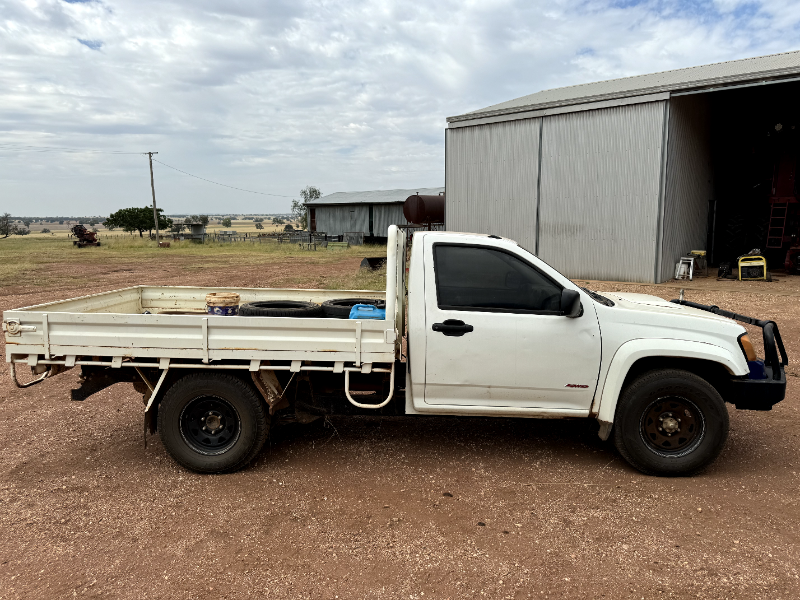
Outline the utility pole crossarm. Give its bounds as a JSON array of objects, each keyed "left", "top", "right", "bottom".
[{"left": 146, "top": 152, "right": 159, "bottom": 244}]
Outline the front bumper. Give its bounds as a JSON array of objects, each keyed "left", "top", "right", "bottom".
[
  {"left": 670, "top": 298, "right": 789, "bottom": 412},
  {"left": 727, "top": 366, "right": 787, "bottom": 411}
]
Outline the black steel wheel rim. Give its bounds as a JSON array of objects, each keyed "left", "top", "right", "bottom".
[
  {"left": 179, "top": 395, "right": 241, "bottom": 455},
  {"left": 639, "top": 396, "right": 705, "bottom": 457}
]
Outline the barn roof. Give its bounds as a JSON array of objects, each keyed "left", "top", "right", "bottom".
[
  {"left": 306, "top": 187, "right": 444, "bottom": 206},
  {"left": 449, "top": 50, "right": 800, "bottom": 124}
]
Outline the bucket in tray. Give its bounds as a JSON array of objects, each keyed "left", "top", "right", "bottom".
[{"left": 206, "top": 292, "right": 240, "bottom": 316}]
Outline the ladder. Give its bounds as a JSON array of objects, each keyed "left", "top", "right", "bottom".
[{"left": 766, "top": 202, "right": 789, "bottom": 248}]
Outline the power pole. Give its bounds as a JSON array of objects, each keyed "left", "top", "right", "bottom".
[{"left": 146, "top": 152, "right": 159, "bottom": 243}]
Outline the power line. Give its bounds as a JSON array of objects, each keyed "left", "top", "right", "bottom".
[
  {"left": 0, "top": 143, "right": 140, "bottom": 154},
  {"left": 0, "top": 143, "right": 293, "bottom": 199},
  {"left": 151, "top": 158, "right": 292, "bottom": 198}
]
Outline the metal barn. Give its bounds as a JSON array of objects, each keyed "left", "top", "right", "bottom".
[
  {"left": 307, "top": 188, "right": 444, "bottom": 240},
  {"left": 446, "top": 50, "right": 800, "bottom": 282}
]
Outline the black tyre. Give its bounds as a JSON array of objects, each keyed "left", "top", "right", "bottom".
[
  {"left": 158, "top": 373, "right": 270, "bottom": 473},
  {"left": 239, "top": 300, "right": 322, "bottom": 317},
  {"left": 613, "top": 369, "right": 729, "bottom": 476},
  {"left": 321, "top": 298, "right": 386, "bottom": 319}
]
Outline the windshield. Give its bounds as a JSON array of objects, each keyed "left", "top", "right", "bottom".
[
  {"left": 516, "top": 243, "right": 615, "bottom": 307},
  {"left": 579, "top": 287, "right": 615, "bottom": 307}
]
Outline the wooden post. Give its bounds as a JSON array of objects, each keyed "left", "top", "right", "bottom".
[{"left": 146, "top": 152, "right": 159, "bottom": 243}]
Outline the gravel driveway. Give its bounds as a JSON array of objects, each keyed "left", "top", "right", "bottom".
[{"left": 1, "top": 258, "right": 798, "bottom": 599}]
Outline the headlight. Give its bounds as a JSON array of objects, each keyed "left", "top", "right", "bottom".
[{"left": 738, "top": 333, "right": 757, "bottom": 361}]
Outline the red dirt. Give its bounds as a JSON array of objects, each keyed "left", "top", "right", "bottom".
[{"left": 1, "top": 259, "right": 799, "bottom": 599}]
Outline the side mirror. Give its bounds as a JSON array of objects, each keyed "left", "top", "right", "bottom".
[{"left": 560, "top": 289, "right": 582, "bottom": 318}]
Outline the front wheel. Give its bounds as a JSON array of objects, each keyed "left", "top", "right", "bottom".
[
  {"left": 613, "top": 369, "right": 729, "bottom": 476},
  {"left": 159, "top": 373, "right": 270, "bottom": 473}
]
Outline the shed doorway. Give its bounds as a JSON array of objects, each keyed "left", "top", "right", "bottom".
[{"left": 663, "top": 79, "right": 800, "bottom": 277}]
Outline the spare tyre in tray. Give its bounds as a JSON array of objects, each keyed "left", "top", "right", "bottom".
[
  {"left": 322, "top": 298, "right": 386, "bottom": 319},
  {"left": 239, "top": 300, "right": 323, "bottom": 318}
]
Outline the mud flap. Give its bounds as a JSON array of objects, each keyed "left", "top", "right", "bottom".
[
  {"left": 143, "top": 405, "right": 157, "bottom": 448},
  {"left": 597, "top": 420, "right": 613, "bottom": 441}
]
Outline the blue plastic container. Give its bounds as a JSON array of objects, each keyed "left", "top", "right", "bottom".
[
  {"left": 349, "top": 304, "right": 386, "bottom": 320},
  {"left": 747, "top": 359, "right": 767, "bottom": 380}
]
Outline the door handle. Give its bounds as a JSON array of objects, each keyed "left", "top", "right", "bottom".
[{"left": 432, "top": 319, "right": 474, "bottom": 337}]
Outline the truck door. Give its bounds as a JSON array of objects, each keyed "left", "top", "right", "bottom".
[{"left": 422, "top": 236, "right": 601, "bottom": 410}]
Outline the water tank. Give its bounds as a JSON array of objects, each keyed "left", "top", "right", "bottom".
[{"left": 403, "top": 194, "right": 445, "bottom": 224}]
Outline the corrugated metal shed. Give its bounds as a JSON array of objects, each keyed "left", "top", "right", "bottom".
[
  {"left": 449, "top": 50, "right": 800, "bottom": 123},
  {"left": 445, "top": 51, "right": 800, "bottom": 283},
  {"left": 308, "top": 187, "right": 444, "bottom": 237},
  {"left": 307, "top": 188, "right": 444, "bottom": 206}
]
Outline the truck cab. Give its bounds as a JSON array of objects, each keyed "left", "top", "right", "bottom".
[{"left": 403, "top": 230, "right": 787, "bottom": 475}]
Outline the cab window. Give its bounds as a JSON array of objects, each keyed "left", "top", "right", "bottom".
[{"left": 433, "top": 244, "right": 562, "bottom": 313}]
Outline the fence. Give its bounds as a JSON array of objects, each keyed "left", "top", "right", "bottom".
[{"left": 98, "top": 231, "right": 373, "bottom": 246}]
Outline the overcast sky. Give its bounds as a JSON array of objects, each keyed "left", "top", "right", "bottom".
[{"left": 2, "top": 0, "right": 800, "bottom": 216}]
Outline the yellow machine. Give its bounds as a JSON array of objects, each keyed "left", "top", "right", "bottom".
[{"left": 738, "top": 255, "right": 768, "bottom": 281}]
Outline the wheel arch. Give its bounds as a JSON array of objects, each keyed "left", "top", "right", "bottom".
[
  {"left": 594, "top": 339, "right": 746, "bottom": 440},
  {"left": 145, "top": 368, "right": 278, "bottom": 433}
]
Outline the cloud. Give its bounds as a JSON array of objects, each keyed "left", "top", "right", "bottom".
[
  {"left": 1, "top": 0, "right": 800, "bottom": 216},
  {"left": 77, "top": 38, "right": 103, "bottom": 50}
]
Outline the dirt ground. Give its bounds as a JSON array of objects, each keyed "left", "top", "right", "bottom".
[{"left": 0, "top": 252, "right": 798, "bottom": 600}]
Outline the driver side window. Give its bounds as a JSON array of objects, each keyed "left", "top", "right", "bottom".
[{"left": 433, "top": 244, "right": 562, "bottom": 313}]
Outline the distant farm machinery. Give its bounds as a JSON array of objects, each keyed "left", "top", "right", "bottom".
[{"left": 71, "top": 224, "right": 101, "bottom": 248}]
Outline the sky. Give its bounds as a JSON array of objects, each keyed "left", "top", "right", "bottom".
[{"left": 2, "top": 0, "right": 800, "bottom": 217}]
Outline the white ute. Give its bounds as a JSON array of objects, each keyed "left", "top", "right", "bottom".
[{"left": 3, "top": 226, "right": 788, "bottom": 475}]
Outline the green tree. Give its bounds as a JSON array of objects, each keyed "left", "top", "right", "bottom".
[
  {"left": 253, "top": 217, "right": 264, "bottom": 223},
  {"left": 0, "top": 213, "right": 11, "bottom": 238},
  {"left": 198, "top": 215, "right": 209, "bottom": 226},
  {"left": 284, "top": 224, "right": 294, "bottom": 232},
  {"left": 22, "top": 219, "right": 32, "bottom": 228},
  {"left": 41, "top": 228, "right": 51, "bottom": 234},
  {"left": 221, "top": 217, "right": 232, "bottom": 228},
  {"left": 255, "top": 222, "right": 264, "bottom": 230},
  {"left": 292, "top": 186, "right": 321, "bottom": 230},
  {"left": 105, "top": 207, "right": 172, "bottom": 238}
]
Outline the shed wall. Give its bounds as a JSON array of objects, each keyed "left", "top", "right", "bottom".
[
  {"left": 445, "top": 118, "right": 542, "bottom": 251},
  {"left": 372, "top": 203, "right": 408, "bottom": 236},
  {"left": 536, "top": 101, "right": 666, "bottom": 282},
  {"left": 659, "top": 95, "right": 713, "bottom": 281},
  {"left": 313, "top": 203, "right": 407, "bottom": 236},
  {"left": 314, "top": 205, "right": 369, "bottom": 236}
]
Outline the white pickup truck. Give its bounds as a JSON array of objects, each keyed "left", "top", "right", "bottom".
[{"left": 3, "top": 226, "right": 788, "bottom": 476}]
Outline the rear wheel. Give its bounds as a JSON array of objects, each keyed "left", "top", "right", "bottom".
[
  {"left": 159, "top": 373, "right": 270, "bottom": 473},
  {"left": 613, "top": 369, "right": 729, "bottom": 476}
]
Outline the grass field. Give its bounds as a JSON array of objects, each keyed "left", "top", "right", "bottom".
[
  {"left": 21, "top": 218, "right": 301, "bottom": 239},
  {"left": 0, "top": 235, "right": 387, "bottom": 291}
]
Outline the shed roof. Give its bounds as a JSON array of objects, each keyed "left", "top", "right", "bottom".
[
  {"left": 306, "top": 187, "right": 444, "bottom": 206},
  {"left": 449, "top": 50, "right": 800, "bottom": 124}
]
